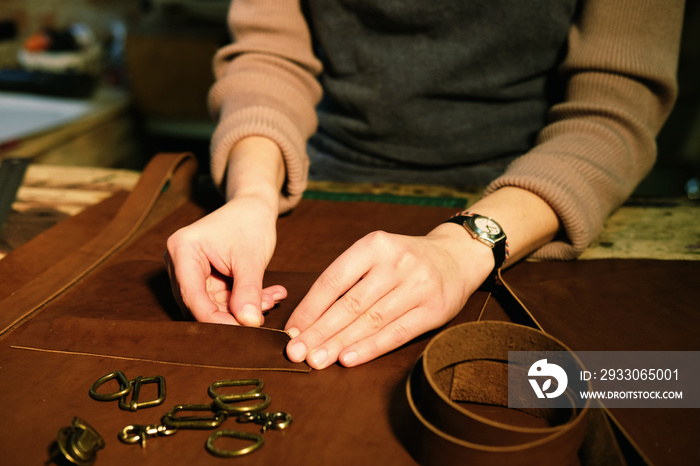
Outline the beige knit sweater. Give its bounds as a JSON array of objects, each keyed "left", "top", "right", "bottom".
[{"left": 208, "top": 0, "right": 684, "bottom": 260}]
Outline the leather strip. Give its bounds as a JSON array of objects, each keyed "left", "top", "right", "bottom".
[
  {"left": 404, "top": 321, "right": 589, "bottom": 465},
  {"left": 0, "top": 153, "right": 197, "bottom": 337},
  {"left": 10, "top": 316, "right": 309, "bottom": 373}
]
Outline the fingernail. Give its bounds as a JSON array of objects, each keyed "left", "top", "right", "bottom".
[
  {"left": 341, "top": 351, "right": 358, "bottom": 366},
  {"left": 214, "top": 290, "right": 229, "bottom": 304},
  {"left": 286, "top": 327, "right": 300, "bottom": 338},
  {"left": 272, "top": 292, "right": 285, "bottom": 301},
  {"left": 309, "top": 348, "right": 328, "bottom": 368},
  {"left": 287, "top": 341, "right": 306, "bottom": 362},
  {"left": 241, "top": 304, "right": 262, "bottom": 326}
]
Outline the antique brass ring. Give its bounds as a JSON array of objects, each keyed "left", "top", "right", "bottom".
[
  {"left": 213, "top": 392, "right": 272, "bottom": 414},
  {"left": 161, "top": 404, "right": 228, "bottom": 429},
  {"left": 89, "top": 371, "right": 131, "bottom": 401},
  {"left": 206, "top": 430, "right": 264, "bottom": 458},
  {"left": 208, "top": 379, "right": 265, "bottom": 399}
]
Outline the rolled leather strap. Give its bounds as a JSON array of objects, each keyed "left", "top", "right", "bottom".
[
  {"left": 404, "top": 321, "right": 590, "bottom": 466},
  {"left": 0, "top": 152, "right": 197, "bottom": 337}
]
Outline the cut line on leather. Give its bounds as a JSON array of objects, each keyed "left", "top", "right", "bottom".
[{"left": 9, "top": 345, "right": 311, "bottom": 373}]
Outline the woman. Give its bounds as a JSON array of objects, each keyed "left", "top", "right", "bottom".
[{"left": 164, "top": 0, "right": 684, "bottom": 369}]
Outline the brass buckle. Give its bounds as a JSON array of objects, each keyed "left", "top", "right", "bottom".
[
  {"left": 89, "top": 371, "right": 166, "bottom": 411},
  {"left": 161, "top": 404, "right": 228, "bottom": 430},
  {"left": 208, "top": 378, "right": 271, "bottom": 414},
  {"left": 208, "top": 379, "right": 265, "bottom": 398},
  {"left": 118, "top": 375, "right": 166, "bottom": 412}
]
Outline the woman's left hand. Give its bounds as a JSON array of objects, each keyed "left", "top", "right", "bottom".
[{"left": 283, "top": 223, "right": 494, "bottom": 369}]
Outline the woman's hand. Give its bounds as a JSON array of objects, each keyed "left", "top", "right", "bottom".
[
  {"left": 283, "top": 223, "right": 494, "bottom": 369},
  {"left": 283, "top": 186, "right": 561, "bottom": 369},
  {"left": 164, "top": 136, "right": 288, "bottom": 326},
  {"left": 164, "top": 195, "right": 287, "bottom": 325}
]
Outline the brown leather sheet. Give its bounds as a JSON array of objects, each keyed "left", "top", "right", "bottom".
[
  {"left": 493, "top": 260, "right": 700, "bottom": 465},
  {"left": 0, "top": 160, "right": 697, "bottom": 465},
  {"left": 0, "top": 177, "right": 481, "bottom": 465}
]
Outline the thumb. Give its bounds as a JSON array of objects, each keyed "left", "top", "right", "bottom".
[{"left": 229, "top": 261, "right": 266, "bottom": 327}]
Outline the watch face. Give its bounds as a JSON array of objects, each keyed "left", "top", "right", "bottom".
[{"left": 474, "top": 217, "right": 502, "bottom": 236}]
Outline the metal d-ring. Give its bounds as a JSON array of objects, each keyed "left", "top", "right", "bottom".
[
  {"left": 89, "top": 371, "right": 132, "bottom": 401},
  {"left": 207, "top": 379, "right": 265, "bottom": 399},
  {"left": 206, "top": 430, "right": 264, "bottom": 458},
  {"left": 212, "top": 392, "right": 272, "bottom": 415}
]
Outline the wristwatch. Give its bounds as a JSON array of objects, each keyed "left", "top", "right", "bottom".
[{"left": 444, "top": 213, "right": 508, "bottom": 277}]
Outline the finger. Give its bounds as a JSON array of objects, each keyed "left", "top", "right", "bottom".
[
  {"left": 163, "top": 247, "right": 227, "bottom": 323},
  {"left": 262, "top": 285, "right": 287, "bottom": 311},
  {"left": 285, "top": 269, "right": 390, "bottom": 365},
  {"left": 338, "top": 305, "right": 440, "bottom": 367},
  {"left": 285, "top": 239, "right": 376, "bottom": 334},
  {"left": 302, "top": 283, "right": 408, "bottom": 369},
  {"left": 163, "top": 251, "right": 190, "bottom": 318},
  {"left": 229, "top": 259, "right": 268, "bottom": 326},
  {"left": 187, "top": 267, "right": 240, "bottom": 324}
]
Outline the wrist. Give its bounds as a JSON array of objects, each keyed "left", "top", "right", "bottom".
[
  {"left": 428, "top": 223, "right": 496, "bottom": 293},
  {"left": 464, "top": 187, "right": 560, "bottom": 264},
  {"left": 225, "top": 136, "right": 286, "bottom": 212}
]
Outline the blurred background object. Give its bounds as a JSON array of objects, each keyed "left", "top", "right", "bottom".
[
  {"left": 124, "top": 0, "right": 229, "bottom": 168},
  {"left": 3, "top": 22, "right": 102, "bottom": 98},
  {"left": 0, "top": 0, "right": 142, "bottom": 169},
  {"left": 637, "top": 0, "right": 700, "bottom": 199},
  {"left": 0, "top": 0, "right": 697, "bottom": 199},
  {"left": 0, "top": 0, "right": 229, "bottom": 172}
]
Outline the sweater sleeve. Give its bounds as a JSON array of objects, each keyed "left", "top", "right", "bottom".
[
  {"left": 484, "top": 0, "right": 684, "bottom": 260},
  {"left": 208, "top": 0, "right": 322, "bottom": 212}
]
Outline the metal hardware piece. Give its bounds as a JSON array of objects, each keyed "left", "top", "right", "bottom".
[
  {"left": 161, "top": 403, "right": 229, "bottom": 430},
  {"left": 238, "top": 411, "right": 293, "bottom": 433},
  {"left": 89, "top": 370, "right": 131, "bottom": 401},
  {"left": 110, "top": 376, "right": 290, "bottom": 457},
  {"left": 53, "top": 417, "right": 105, "bottom": 466},
  {"left": 118, "top": 375, "right": 166, "bottom": 412},
  {"left": 118, "top": 423, "right": 177, "bottom": 448},
  {"left": 89, "top": 371, "right": 166, "bottom": 411},
  {"left": 212, "top": 391, "right": 272, "bottom": 415},
  {"left": 206, "top": 430, "right": 265, "bottom": 458},
  {"left": 208, "top": 379, "right": 265, "bottom": 399}
]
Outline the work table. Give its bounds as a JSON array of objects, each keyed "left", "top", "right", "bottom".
[{"left": 0, "top": 154, "right": 697, "bottom": 466}]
